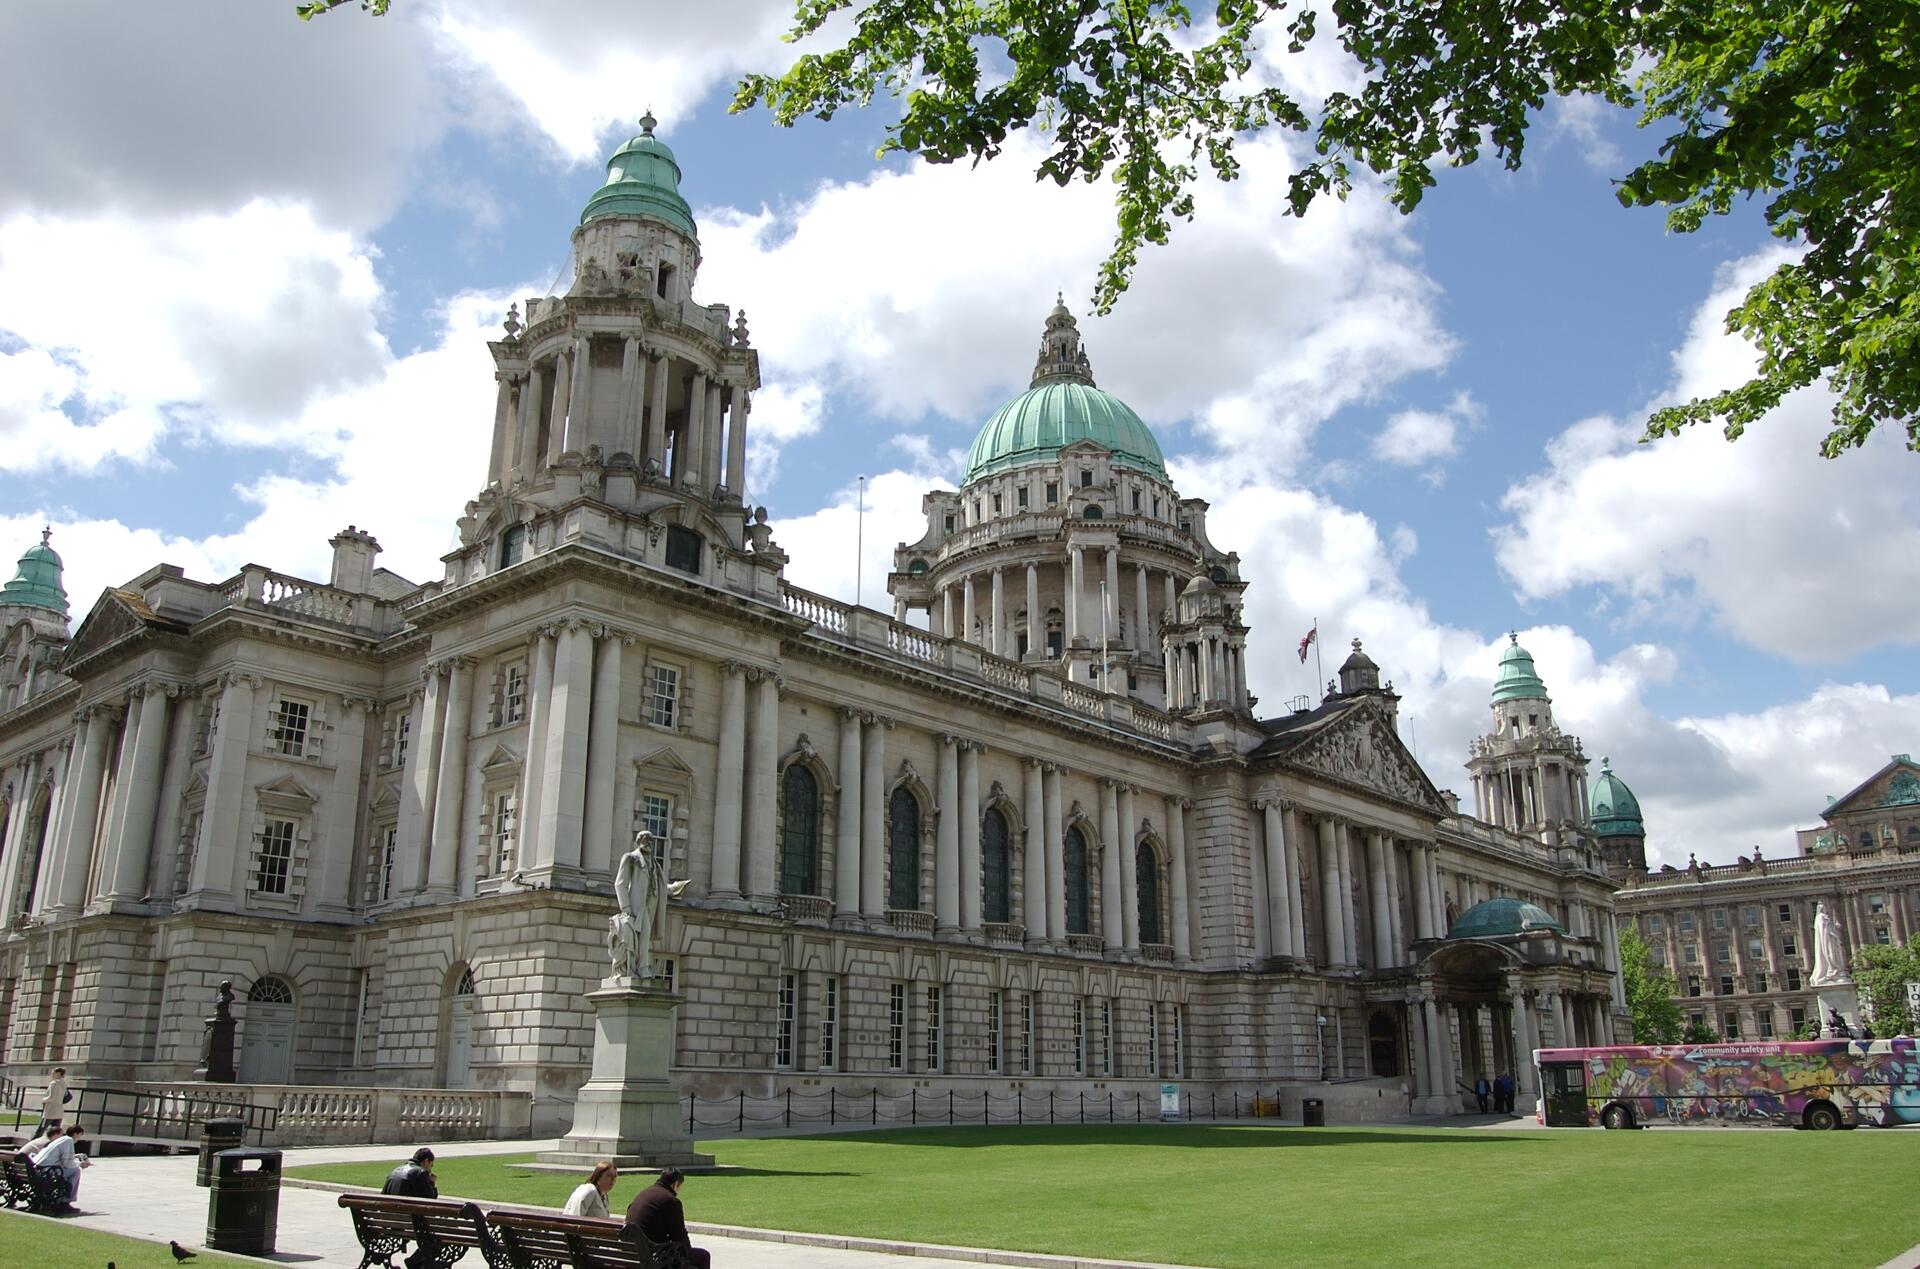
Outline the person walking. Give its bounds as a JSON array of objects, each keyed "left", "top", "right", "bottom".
[
  {"left": 39, "top": 1066, "right": 69, "bottom": 1133},
  {"left": 623, "top": 1168, "right": 711, "bottom": 1268},
  {"left": 564, "top": 1161, "right": 618, "bottom": 1218},
  {"left": 380, "top": 1147, "right": 438, "bottom": 1199},
  {"left": 1473, "top": 1074, "right": 1491, "bottom": 1114},
  {"left": 31, "top": 1123, "right": 87, "bottom": 1210}
]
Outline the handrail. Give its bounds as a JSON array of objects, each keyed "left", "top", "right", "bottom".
[{"left": 71, "top": 1085, "right": 277, "bottom": 1145}]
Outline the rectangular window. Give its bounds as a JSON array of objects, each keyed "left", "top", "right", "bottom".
[
  {"left": 1100, "top": 999, "right": 1113, "bottom": 1076},
  {"left": 646, "top": 664, "right": 680, "bottom": 728},
  {"left": 1045, "top": 482, "right": 1058, "bottom": 506},
  {"left": 991, "top": 493, "right": 1003, "bottom": 514},
  {"left": 255, "top": 819, "right": 295, "bottom": 895},
  {"left": 1072, "top": 998, "right": 1085, "bottom": 1075},
  {"left": 640, "top": 793, "right": 672, "bottom": 843},
  {"left": 775, "top": 974, "right": 796, "bottom": 1069},
  {"left": 1647, "top": 915, "right": 1664, "bottom": 934},
  {"left": 1131, "top": 490, "right": 1141, "bottom": 512},
  {"left": 1650, "top": 944, "right": 1667, "bottom": 967},
  {"left": 1787, "top": 966, "right": 1802, "bottom": 991},
  {"left": 271, "top": 699, "right": 310, "bottom": 757},
  {"left": 664, "top": 525, "right": 703, "bottom": 574},
  {"left": 1782, "top": 935, "right": 1798, "bottom": 958},
  {"left": 1682, "top": 944, "right": 1698, "bottom": 964},
  {"left": 1687, "top": 976, "right": 1702, "bottom": 998},
  {"left": 504, "top": 664, "right": 526, "bottom": 724},
  {"left": 1678, "top": 912, "right": 1695, "bottom": 932},
  {"left": 1688, "top": 1011, "right": 1704, "bottom": 1031},
  {"left": 1148, "top": 1003, "right": 1160, "bottom": 1077},
  {"left": 393, "top": 711, "right": 411, "bottom": 769},
  {"left": 1876, "top": 926, "right": 1892, "bottom": 945},
  {"left": 491, "top": 792, "right": 516, "bottom": 873},
  {"left": 1710, "top": 909, "right": 1727, "bottom": 929},
  {"left": 987, "top": 991, "right": 1003, "bottom": 1074},
  {"left": 943, "top": 514, "right": 956, "bottom": 535},
  {"left": 1172, "top": 1005, "right": 1184, "bottom": 1078},
  {"left": 375, "top": 825, "right": 396, "bottom": 902},
  {"left": 1724, "top": 1013, "right": 1741, "bottom": 1040},
  {"left": 819, "top": 977, "right": 838, "bottom": 1070},
  {"left": 1020, "top": 992, "right": 1034, "bottom": 1075},
  {"left": 1714, "top": 941, "right": 1732, "bottom": 964},
  {"left": 1869, "top": 892, "right": 1888, "bottom": 914},
  {"left": 1718, "top": 975, "right": 1734, "bottom": 996},
  {"left": 1752, "top": 971, "right": 1768, "bottom": 994},
  {"left": 1757, "top": 1010, "right": 1775, "bottom": 1038},
  {"left": 1777, "top": 902, "right": 1792, "bottom": 923},
  {"left": 1741, "top": 905, "right": 1760, "bottom": 927},
  {"left": 926, "top": 985, "right": 944, "bottom": 1073},
  {"left": 1747, "top": 936, "right": 1764, "bottom": 960},
  {"left": 1790, "top": 1007, "right": 1806, "bottom": 1033},
  {"left": 1016, "top": 487, "right": 1029, "bottom": 510},
  {"left": 1079, "top": 470, "right": 1093, "bottom": 488},
  {"left": 889, "top": 982, "right": 906, "bottom": 1071}
]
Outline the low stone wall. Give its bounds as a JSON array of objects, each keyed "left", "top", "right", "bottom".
[{"left": 135, "top": 1081, "right": 533, "bottom": 1146}]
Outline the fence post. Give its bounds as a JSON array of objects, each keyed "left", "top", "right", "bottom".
[
  {"left": 950, "top": 1090, "right": 955, "bottom": 1126},
  {"left": 872, "top": 1088, "right": 878, "bottom": 1126},
  {"left": 738, "top": 1091, "right": 745, "bottom": 1134},
  {"left": 911, "top": 1089, "right": 918, "bottom": 1126},
  {"left": 1079, "top": 1092, "right": 1085, "bottom": 1124},
  {"left": 1108, "top": 1091, "right": 1114, "bottom": 1123},
  {"left": 830, "top": 1087, "right": 836, "bottom": 1127},
  {"left": 687, "top": 1095, "right": 694, "bottom": 1133},
  {"left": 785, "top": 1088, "right": 792, "bottom": 1128},
  {"left": 1017, "top": 1091, "right": 1023, "bottom": 1127},
  {"left": 1050, "top": 1090, "right": 1055, "bottom": 1125},
  {"left": 1233, "top": 1091, "right": 1240, "bottom": 1120}
]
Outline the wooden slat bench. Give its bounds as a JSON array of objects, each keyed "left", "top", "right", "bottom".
[
  {"left": 1, "top": 1152, "right": 72, "bottom": 1213},
  {"left": 336, "top": 1193, "right": 510, "bottom": 1269},
  {"left": 485, "top": 1208, "right": 689, "bottom": 1269}
]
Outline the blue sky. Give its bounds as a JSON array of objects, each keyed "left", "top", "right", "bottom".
[{"left": 1, "top": 1, "right": 1915, "bottom": 867}]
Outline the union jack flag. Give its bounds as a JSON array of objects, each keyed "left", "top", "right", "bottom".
[{"left": 1297, "top": 626, "right": 1316, "bottom": 663}]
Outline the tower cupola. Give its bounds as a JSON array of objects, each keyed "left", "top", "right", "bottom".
[
  {"left": 0, "top": 528, "right": 68, "bottom": 617},
  {"left": 580, "top": 112, "right": 698, "bottom": 238}
]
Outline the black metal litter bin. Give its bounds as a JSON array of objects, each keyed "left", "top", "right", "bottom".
[
  {"left": 1302, "top": 1097, "right": 1325, "bottom": 1127},
  {"left": 206, "top": 1147, "right": 281, "bottom": 1255},
  {"left": 197, "top": 1117, "right": 246, "bottom": 1187}
]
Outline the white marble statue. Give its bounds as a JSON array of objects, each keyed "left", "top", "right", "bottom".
[
  {"left": 607, "top": 831, "right": 684, "bottom": 979},
  {"left": 1809, "top": 900, "right": 1851, "bottom": 987}
]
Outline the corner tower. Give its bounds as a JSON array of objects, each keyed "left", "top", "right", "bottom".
[
  {"left": 450, "top": 114, "right": 772, "bottom": 595},
  {"left": 1464, "top": 635, "right": 1593, "bottom": 847},
  {"left": 889, "top": 300, "right": 1246, "bottom": 712},
  {"left": 1588, "top": 758, "right": 1647, "bottom": 880}
]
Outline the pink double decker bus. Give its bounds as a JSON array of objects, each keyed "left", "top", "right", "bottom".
[{"left": 1535, "top": 1037, "right": 1920, "bottom": 1131}]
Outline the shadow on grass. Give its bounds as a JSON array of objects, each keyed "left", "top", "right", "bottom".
[
  {"left": 720, "top": 1125, "right": 1545, "bottom": 1151},
  {"left": 497, "top": 1165, "right": 861, "bottom": 1181}
]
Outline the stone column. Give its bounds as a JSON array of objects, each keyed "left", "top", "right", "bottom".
[
  {"left": 547, "top": 349, "right": 572, "bottom": 464},
  {"left": 1167, "top": 795, "right": 1191, "bottom": 962},
  {"left": 55, "top": 708, "right": 112, "bottom": 911},
  {"left": 314, "top": 693, "right": 371, "bottom": 914},
  {"left": 962, "top": 575, "right": 977, "bottom": 646},
  {"left": 709, "top": 663, "right": 747, "bottom": 899},
  {"left": 1022, "top": 759, "right": 1046, "bottom": 943},
  {"left": 958, "top": 741, "right": 982, "bottom": 932},
  {"left": 990, "top": 570, "right": 1005, "bottom": 658},
  {"left": 1043, "top": 764, "right": 1066, "bottom": 943},
  {"left": 1603, "top": 917, "right": 1627, "bottom": 1009},
  {"left": 569, "top": 335, "right": 593, "bottom": 452},
  {"left": 518, "top": 363, "right": 546, "bottom": 476},
  {"left": 518, "top": 628, "right": 555, "bottom": 880},
  {"left": 582, "top": 634, "right": 625, "bottom": 880},
  {"left": 1411, "top": 840, "right": 1435, "bottom": 941},
  {"left": 1364, "top": 830, "right": 1391, "bottom": 968},
  {"left": 1099, "top": 779, "right": 1122, "bottom": 951},
  {"left": 1103, "top": 546, "right": 1119, "bottom": 639},
  {"left": 834, "top": 707, "right": 862, "bottom": 922},
  {"left": 538, "top": 625, "right": 593, "bottom": 878},
  {"left": 1134, "top": 564, "right": 1149, "bottom": 648},
  {"left": 1261, "top": 801, "right": 1293, "bottom": 958},
  {"left": 681, "top": 370, "right": 708, "bottom": 489},
  {"left": 861, "top": 715, "right": 887, "bottom": 919},
  {"left": 743, "top": 669, "right": 780, "bottom": 899},
  {"left": 1317, "top": 816, "right": 1343, "bottom": 965},
  {"left": 703, "top": 378, "right": 725, "bottom": 493},
  {"left": 396, "top": 670, "right": 439, "bottom": 894},
  {"left": 1513, "top": 986, "right": 1538, "bottom": 1096},
  {"left": 1024, "top": 564, "right": 1039, "bottom": 658},
  {"left": 725, "top": 388, "right": 750, "bottom": 497},
  {"left": 1283, "top": 806, "right": 1308, "bottom": 958},
  {"left": 618, "top": 336, "right": 644, "bottom": 458},
  {"left": 1118, "top": 783, "right": 1139, "bottom": 952},
  {"left": 1068, "top": 546, "right": 1084, "bottom": 645},
  {"left": 189, "top": 678, "right": 253, "bottom": 905},
  {"left": 1421, "top": 997, "right": 1446, "bottom": 1106},
  {"left": 489, "top": 372, "right": 515, "bottom": 484},
  {"left": 645, "top": 351, "right": 670, "bottom": 474},
  {"left": 1409, "top": 999, "right": 1431, "bottom": 1099},
  {"left": 94, "top": 690, "right": 148, "bottom": 905},
  {"left": 935, "top": 735, "right": 960, "bottom": 934},
  {"left": 427, "top": 657, "right": 475, "bottom": 897}
]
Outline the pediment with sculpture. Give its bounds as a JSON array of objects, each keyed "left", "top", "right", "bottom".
[{"left": 1280, "top": 703, "right": 1449, "bottom": 815}]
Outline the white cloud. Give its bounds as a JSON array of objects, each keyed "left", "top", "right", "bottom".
[
  {"left": 1545, "top": 95, "right": 1629, "bottom": 173},
  {"left": 1370, "top": 391, "right": 1480, "bottom": 477},
  {"left": 1494, "top": 251, "right": 1920, "bottom": 661},
  {"left": 771, "top": 468, "right": 947, "bottom": 617}
]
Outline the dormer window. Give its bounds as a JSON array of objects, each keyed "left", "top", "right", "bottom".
[
  {"left": 657, "top": 263, "right": 676, "bottom": 300},
  {"left": 943, "top": 514, "right": 955, "bottom": 535},
  {"left": 499, "top": 524, "right": 527, "bottom": 570},
  {"left": 664, "top": 525, "right": 702, "bottom": 574},
  {"left": 1079, "top": 470, "right": 1093, "bottom": 488}
]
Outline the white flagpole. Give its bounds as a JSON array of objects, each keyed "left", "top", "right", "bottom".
[{"left": 855, "top": 474, "right": 866, "bottom": 607}]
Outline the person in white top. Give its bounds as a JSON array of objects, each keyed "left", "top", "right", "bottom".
[
  {"left": 31, "top": 1123, "right": 87, "bottom": 1205},
  {"left": 17, "top": 1124, "right": 59, "bottom": 1159},
  {"left": 40, "top": 1067, "right": 68, "bottom": 1131},
  {"left": 563, "top": 1160, "right": 618, "bottom": 1219}
]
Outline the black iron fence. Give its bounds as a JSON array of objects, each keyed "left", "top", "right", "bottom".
[
  {"left": 69, "top": 1085, "right": 277, "bottom": 1145},
  {"left": 686, "top": 1087, "right": 1294, "bottom": 1134}
]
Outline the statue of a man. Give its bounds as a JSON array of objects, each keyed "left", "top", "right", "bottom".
[
  {"left": 1810, "top": 900, "right": 1851, "bottom": 987},
  {"left": 607, "top": 831, "right": 681, "bottom": 979}
]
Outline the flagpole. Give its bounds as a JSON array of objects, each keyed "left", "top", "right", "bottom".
[
  {"left": 855, "top": 474, "right": 866, "bottom": 607},
  {"left": 1099, "top": 580, "right": 1110, "bottom": 691}
]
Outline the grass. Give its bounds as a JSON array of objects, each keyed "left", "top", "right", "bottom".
[
  {"left": 0, "top": 1209, "right": 254, "bottom": 1266},
  {"left": 285, "top": 1123, "right": 1920, "bottom": 1268}
]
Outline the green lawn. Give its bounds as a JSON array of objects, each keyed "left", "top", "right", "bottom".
[
  {"left": 286, "top": 1124, "right": 1920, "bottom": 1268},
  {"left": 0, "top": 1209, "right": 253, "bottom": 1266}
]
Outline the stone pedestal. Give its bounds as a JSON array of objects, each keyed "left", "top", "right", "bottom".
[
  {"left": 1816, "top": 981, "right": 1861, "bottom": 1037},
  {"left": 535, "top": 980, "right": 713, "bottom": 1169}
]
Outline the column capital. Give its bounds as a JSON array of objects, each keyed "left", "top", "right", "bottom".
[
  {"left": 219, "top": 670, "right": 265, "bottom": 692},
  {"left": 720, "top": 658, "right": 750, "bottom": 678},
  {"left": 863, "top": 712, "right": 895, "bottom": 731},
  {"left": 837, "top": 704, "right": 863, "bottom": 722},
  {"left": 938, "top": 733, "right": 959, "bottom": 749},
  {"left": 1023, "top": 755, "right": 1045, "bottom": 770},
  {"left": 337, "top": 692, "right": 381, "bottom": 713}
]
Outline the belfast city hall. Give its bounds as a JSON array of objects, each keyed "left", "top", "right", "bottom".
[{"left": 0, "top": 118, "right": 1625, "bottom": 1133}]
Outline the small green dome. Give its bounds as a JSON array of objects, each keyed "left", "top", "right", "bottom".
[
  {"left": 0, "top": 529, "right": 67, "bottom": 616},
  {"left": 1490, "top": 634, "right": 1549, "bottom": 704},
  {"left": 1589, "top": 758, "right": 1645, "bottom": 837},
  {"left": 580, "top": 112, "right": 697, "bottom": 238},
  {"left": 1448, "top": 896, "right": 1565, "bottom": 940},
  {"left": 964, "top": 299, "right": 1166, "bottom": 485}
]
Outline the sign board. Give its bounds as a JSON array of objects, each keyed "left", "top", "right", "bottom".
[
  {"left": 1159, "top": 1082, "right": 1181, "bottom": 1121},
  {"left": 1906, "top": 981, "right": 1920, "bottom": 1022}
]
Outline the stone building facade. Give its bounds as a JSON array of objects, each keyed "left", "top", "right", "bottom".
[
  {"left": 0, "top": 120, "right": 1623, "bottom": 1129},
  {"left": 1613, "top": 755, "right": 1920, "bottom": 1040}
]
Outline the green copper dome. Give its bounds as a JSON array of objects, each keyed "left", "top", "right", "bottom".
[
  {"left": 1589, "top": 758, "right": 1645, "bottom": 837},
  {"left": 0, "top": 529, "right": 67, "bottom": 616},
  {"left": 1490, "top": 634, "right": 1549, "bottom": 704},
  {"left": 580, "top": 112, "right": 698, "bottom": 238},
  {"left": 1448, "top": 896, "right": 1565, "bottom": 940},
  {"left": 963, "top": 298, "right": 1167, "bottom": 485}
]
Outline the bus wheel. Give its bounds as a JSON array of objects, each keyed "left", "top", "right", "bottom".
[
  {"left": 1804, "top": 1102, "right": 1842, "bottom": 1131},
  {"left": 1601, "top": 1104, "right": 1634, "bottom": 1131}
]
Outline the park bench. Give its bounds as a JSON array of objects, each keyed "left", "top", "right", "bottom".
[
  {"left": 485, "top": 1208, "right": 690, "bottom": 1269},
  {"left": 1, "top": 1151, "right": 73, "bottom": 1213},
  {"left": 336, "top": 1193, "right": 510, "bottom": 1269}
]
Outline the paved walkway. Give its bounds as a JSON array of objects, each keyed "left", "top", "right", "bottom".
[{"left": 49, "top": 1137, "right": 1187, "bottom": 1268}]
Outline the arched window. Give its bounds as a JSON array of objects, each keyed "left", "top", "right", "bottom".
[
  {"left": 248, "top": 976, "right": 294, "bottom": 1005},
  {"left": 1137, "top": 841, "right": 1162, "bottom": 945},
  {"left": 982, "top": 808, "right": 1012, "bottom": 923},
  {"left": 888, "top": 787, "right": 920, "bottom": 910},
  {"left": 497, "top": 523, "right": 526, "bottom": 570},
  {"left": 779, "top": 764, "right": 821, "bottom": 895},
  {"left": 1082, "top": 505, "right": 1104, "bottom": 520},
  {"left": 1065, "top": 826, "right": 1091, "bottom": 935},
  {"left": 454, "top": 967, "right": 476, "bottom": 996}
]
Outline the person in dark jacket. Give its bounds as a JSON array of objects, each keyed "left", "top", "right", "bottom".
[
  {"left": 1473, "top": 1075, "right": 1492, "bottom": 1113},
  {"left": 381, "top": 1147, "right": 438, "bottom": 1199},
  {"left": 623, "top": 1168, "right": 710, "bottom": 1268}
]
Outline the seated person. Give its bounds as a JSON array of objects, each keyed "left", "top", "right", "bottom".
[
  {"left": 30, "top": 1123, "right": 86, "bottom": 1208},
  {"left": 381, "top": 1147, "right": 438, "bottom": 1199},
  {"left": 623, "top": 1168, "right": 710, "bottom": 1268}
]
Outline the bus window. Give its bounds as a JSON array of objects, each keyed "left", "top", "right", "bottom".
[{"left": 1541, "top": 1062, "right": 1590, "bottom": 1127}]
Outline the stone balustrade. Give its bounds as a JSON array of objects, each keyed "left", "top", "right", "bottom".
[{"left": 134, "top": 1081, "right": 531, "bottom": 1146}]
